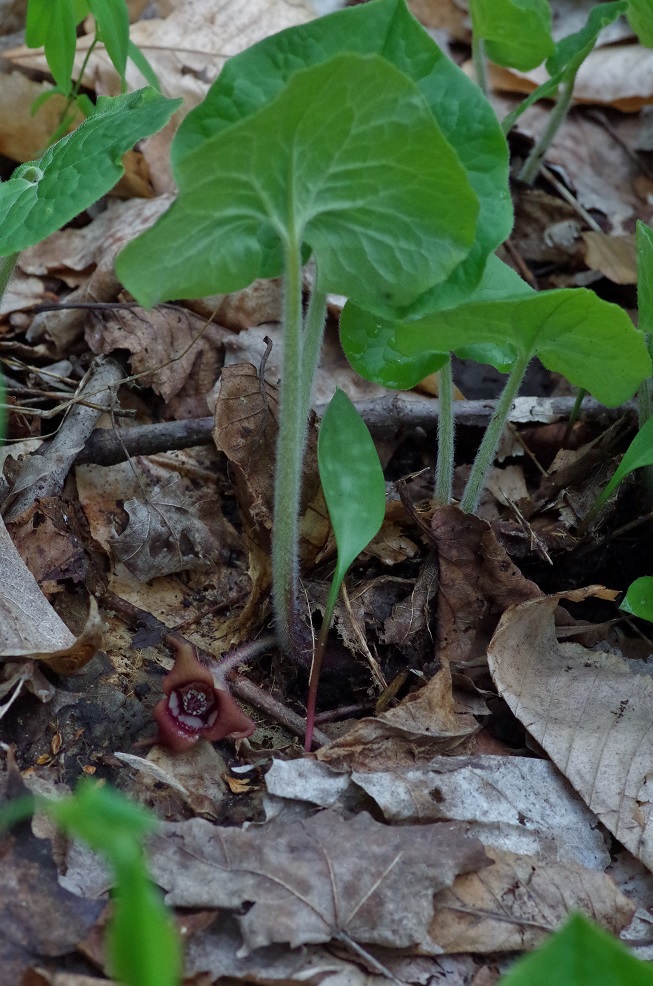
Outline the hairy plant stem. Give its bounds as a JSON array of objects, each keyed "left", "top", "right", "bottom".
[
  {"left": 460, "top": 352, "right": 530, "bottom": 514},
  {"left": 472, "top": 34, "right": 488, "bottom": 95},
  {"left": 435, "top": 357, "right": 454, "bottom": 505},
  {"left": 272, "top": 236, "right": 305, "bottom": 657},
  {"left": 519, "top": 73, "right": 575, "bottom": 184},
  {"left": 0, "top": 253, "right": 17, "bottom": 444},
  {"left": 305, "top": 574, "right": 340, "bottom": 751},
  {"left": 300, "top": 284, "right": 327, "bottom": 420}
]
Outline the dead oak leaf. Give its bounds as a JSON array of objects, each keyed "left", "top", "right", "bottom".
[{"left": 148, "top": 809, "right": 488, "bottom": 954}]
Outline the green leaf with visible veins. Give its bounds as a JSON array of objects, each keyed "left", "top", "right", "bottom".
[
  {"left": 0, "top": 88, "right": 181, "bottom": 256},
  {"left": 117, "top": 53, "right": 479, "bottom": 314},
  {"left": 341, "top": 255, "right": 531, "bottom": 389},
  {"left": 469, "top": 0, "right": 554, "bottom": 71},
  {"left": 173, "top": 0, "right": 511, "bottom": 317},
  {"left": 343, "top": 265, "right": 650, "bottom": 406}
]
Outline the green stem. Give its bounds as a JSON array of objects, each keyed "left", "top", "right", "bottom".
[
  {"left": 305, "top": 571, "right": 341, "bottom": 751},
  {"left": 300, "top": 284, "right": 327, "bottom": 421},
  {"left": 472, "top": 34, "right": 488, "bottom": 95},
  {"left": 434, "top": 357, "right": 454, "bottom": 505},
  {"left": 460, "top": 352, "right": 530, "bottom": 514},
  {"left": 0, "top": 253, "right": 18, "bottom": 446},
  {"left": 518, "top": 71, "right": 575, "bottom": 185},
  {"left": 272, "top": 236, "right": 305, "bottom": 657},
  {"left": 638, "top": 331, "right": 653, "bottom": 427}
]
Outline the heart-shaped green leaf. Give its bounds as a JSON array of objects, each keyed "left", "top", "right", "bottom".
[
  {"left": 340, "top": 255, "right": 532, "bottom": 389},
  {"left": 173, "top": 0, "right": 511, "bottom": 317},
  {"left": 621, "top": 577, "right": 653, "bottom": 621},
  {"left": 362, "top": 285, "right": 649, "bottom": 407},
  {"left": 469, "top": 0, "right": 554, "bottom": 71},
  {"left": 0, "top": 88, "right": 181, "bottom": 255},
  {"left": 499, "top": 913, "right": 653, "bottom": 986},
  {"left": 117, "top": 53, "right": 478, "bottom": 314}
]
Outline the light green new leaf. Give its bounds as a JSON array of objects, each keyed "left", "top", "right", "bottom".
[
  {"left": 620, "top": 576, "right": 653, "bottom": 621},
  {"left": 503, "top": 2, "right": 627, "bottom": 132},
  {"left": 0, "top": 88, "right": 180, "bottom": 256},
  {"left": 499, "top": 913, "right": 653, "bottom": 986},
  {"left": 391, "top": 288, "right": 649, "bottom": 407},
  {"left": 629, "top": 0, "right": 653, "bottom": 45},
  {"left": 117, "top": 54, "right": 478, "bottom": 314},
  {"left": 26, "top": 0, "right": 79, "bottom": 93},
  {"left": 592, "top": 415, "right": 653, "bottom": 514},
  {"left": 469, "top": 0, "right": 554, "bottom": 71},
  {"left": 173, "top": 0, "right": 511, "bottom": 317},
  {"left": 318, "top": 388, "right": 386, "bottom": 593},
  {"left": 340, "top": 254, "right": 532, "bottom": 389},
  {"left": 88, "top": 0, "right": 129, "bottom": 79}
]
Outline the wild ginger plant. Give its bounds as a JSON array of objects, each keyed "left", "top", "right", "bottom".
[{"left": 116, "top": 0, "right": 509, "bottom": 663}]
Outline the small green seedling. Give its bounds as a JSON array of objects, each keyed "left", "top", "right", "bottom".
[
  {"left": 636, "top": 220, "right": 653, "bottom": 426},
  {"left": 0, "top": 86, "right": 179, "bottom": 447},
  {"left": 620, "top": 576, "right": 653, "bottom": 621},
  {"left": 498, "top": 912, "right": 653, "bottom": 985},
  {"left": 469, "top": 0, "right": 553, "bottom": 93},
  {"left": 341, "top": 254, "right": 650, "bottom": 514},
  {"left": 26, "top": 0, "right": 158, "bottom": 142},
  {"left": 586, "top": 415, "right": 653, "bottom": 522},
  {"left": 116, "top": 0, "right": 513, "bottom": 668},
  {"left": 0, "top": 781, "right": 181, "bottom": 986},
  {"left": 304, "top": 388, "right": 386, "bottom": 749}
]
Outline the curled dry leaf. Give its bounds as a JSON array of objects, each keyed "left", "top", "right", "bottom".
[
  {"left": 488, "top": 587, "right": 653, "bottom": 871},
  {"left": 429, "top": 505, "right": 541, "bottom": 667},
  {"left": 148, "top": 808, "right": 488, "bottom": 954},
  {"left": 316, "top": 667, "right": 479, "bottom": 771}
]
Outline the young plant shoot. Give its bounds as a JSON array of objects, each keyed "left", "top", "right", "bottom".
[
  {"left": 116, "top": 0, "right": 505, "bottom": 661},
  {"left": 305, "top": 388, "right": 386, "bottom": 749}
]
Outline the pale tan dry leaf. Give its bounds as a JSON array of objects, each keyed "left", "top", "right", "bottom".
[
  {"left": 316, "top": 667, "right": 479, "bottom": 770},
  {"left": 85, "top": 305, "right": 224, "bottom": 405},
  {"left": 488, "top": 588, "right": 653, "bottom": 872},
  {"left": 0, "top": 71, "right": 84, "bottom": 162},
  {"left": 430, "top": 505, "right": 541, "bottom": 668},
  {"left": 148, "top": 808, "right": 488, "bottom": 953},
  {"left": 0, "top": 269, "right": 49, "bottom": 315},
  {"left": 115, "top": 743, "right": 229, "bottom": 819},
  {"left": 582, "top": 231, "right": 637, "bottom": 284},
  {"left": 430, "top": 846, "right": 635, "bottom": 953},
  {"left": 187, "top": 278, "right": 283, "bottom": 330},
  {"left": 407, "top": 0, "right": 470, "bottom": 41},
  {"left": 6, "top": 497, "right": 94, "bottom": 598}
]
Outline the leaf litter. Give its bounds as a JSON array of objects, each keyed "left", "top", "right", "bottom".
[{"left": 4, "top": 0, "right": 653, "bottom": 982}]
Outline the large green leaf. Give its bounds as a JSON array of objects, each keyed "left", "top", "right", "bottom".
[
  {"left": 469, "top": 0, "right": 554, "bottom": 71},
  {"left": 172, "top": 0, "right": 511, "bottom": 317},
  {"left": 499, "top": 913, "right": 653, "bottom": 986},
  {"left": 0, "top": 88, "right": 180, "bottom": 255},
  {"left": 343, "top": 266, "right": 651, "bottom": 406},
  {"left": 117, "top": 53, "right": 478, "bottom": 314},
  {"left": 628, "top": 0, "right": 653, "bottom": 46},
  {"left": 26, "top": 0, "right": 79, "bottom": 93},
  {"left": 341, "top": 255, "right": 531, "bottom": 389}
]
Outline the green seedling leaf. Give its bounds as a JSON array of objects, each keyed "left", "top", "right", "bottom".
[
  {"left": 503, "top": 1, "right": 627, "bottom": 132},
  {"left": 0, "top": 88, "right": 180, "bottom": 256},
  {"left": 173, "top": 0, "right": 511, "bottom": 316},
  {"left": 469, "top": 0, "right": 554, "bottom": 71},
  {"left": 499, "top": 912, "right": 653, "bottom": 986},
  {"left": 117, "top": 53, "right": 478, "bottom": 315},
  {"left": 628, "top": 0, "right": 653, "bottom": 46},
  {"left": 88, "top": 0, "right": 130, "bottom": 80},
  {"left": 127, "top": 39, "right": 160, "bottom": 90},
  {"left": 305, "top": 388, "right": 386, "bottom": 749},
  {"left": 318, "top": 388, "right": 386, "bottom": 588},
  {"left": 47, "top": 782, "right": 182, "bottom": 986},
  {"left": 341, "top": 254, "right": 532, "bottom": 389},
  {"left": 26, "top": 0, "right": 79, "bottom": 93},
  {"left": 620, "top": 576, "right": 653, "bottom": 621},
  {"left": 637, "top": 221, "right": 653, "bottom": 338},
  {"left": 356, "top": 286, "right": 648, "bottom": 408},
  {"left": 592, "top": 415, "right": 653, "bottom": 515}
]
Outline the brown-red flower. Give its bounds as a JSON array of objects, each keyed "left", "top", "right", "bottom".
[{"left": 153, "top": 638, "right": 255, "bottom": 751}]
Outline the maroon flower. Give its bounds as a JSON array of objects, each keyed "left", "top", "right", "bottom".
[{"left": 153, "top": 639, "right": 255, "bottom": 751}]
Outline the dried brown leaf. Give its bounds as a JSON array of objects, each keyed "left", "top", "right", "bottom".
[
  {"left": 488, "top": 588, "right": 653, "bottom": 871},
  {"left": 149, "top": 808, "right": 488, "bottom": 954}
]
